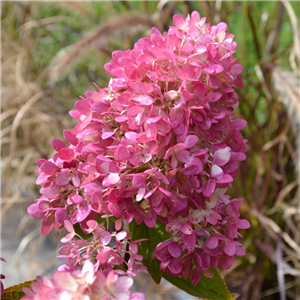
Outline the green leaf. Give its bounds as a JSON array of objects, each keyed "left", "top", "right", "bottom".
[
  {"left": 129, "top": 220, "right": 233, "bottom": 299},
  {"left": 163, "top": 268, "right": 233, "bottom": 300},
  {"left": 74, "top": 215, "right": 117, "bottom": 240},
  {"left": 74, "top": 223, "right": 93, "bottom": 240},
  {"left": 129, "top": 219, "right": 171, "bottom": 284},
  {"left": 2, "top": 280, "right": 36, "bottom": 300}
]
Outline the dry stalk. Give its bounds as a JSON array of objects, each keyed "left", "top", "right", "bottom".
[{"left": 48, "top": 13, "right": 155, "bottom": 84}]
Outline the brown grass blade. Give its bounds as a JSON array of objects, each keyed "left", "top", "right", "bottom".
[
  {"left": 214, "top": 0, "right": 222, "bottom": 24},
  {"left": 48, "top": 13, "right": 155, "bottom": 84},
  {"left": 19, "top": 16, "right": 67, "bottom": 34},
  {"left": 153, "top": 1, "right": 177, "bottom": 32},
  {"left": 251, "top": 209, "right": 300, "bottom": 259},
  {"left": 281, "top": 0, "right": 300, "bottom": 71},
  {"left": 55, "top": 1, "right": 89, "bottom": 16},
  {"left": 276, "top": 236, "right": 286, "bottom": 300},
  {"left": 272, "top": 67, "right": 300, "bottom": 174},
  {"left": 9, "top": 91, "right": 44, "bottom": 155}
]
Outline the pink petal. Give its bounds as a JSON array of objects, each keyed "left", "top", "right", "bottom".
[
  {"left": 175, "top": 149, "right": 192, "bottom": 163},
  {"left": 211, "top": 164, "right": 224, "bottom": 180},
  {"left": 27, "top": 203, "right": 45, "bottom": 219},
  {"left": 235, "top": 247, "right": 246, "bottom": 256},
  {"left": 132, "top": 174, "right": 146, "bottom": 188},
  {"left": 189, "top": 26, "right": 201, "bottom": 39},
  {"left": 64, "top": 220, "right": 74, "bottom": 233},
  {"left": 191, "top": 11, "right": 201, "bottom": 21},
  {"left": 63, "top": 130, "right": 79, "bottom": 146},
  {"left": 210, "top": 92, "right": 222, "bottom": 102},
  {"left": 180, "top": 222, "right": 193, "bottom": 235},
  {"left": 205, "top": 236, "right": 219, "bottom": 249},
  {"left": 129, "top": 243, "right": 138, "bottom": 255},
  {"left": 207, "top": 211, "right": 218, "bottom": 225},
  {"left": 168, "top": 258, "right": 182, "bottom": 274},
  {"left": 235, "top": 219, "right": 251, "bottom": 229},
  {"left": 136, "top": 188, "right": 145, "bottom": 201},
  {"left": 194, "top": 42, "right": 207, "bottom": 54},
  {"left": 42, "top": 186, "right": 59, "bottom": 198},
  {"left": 221, "top": 241, "right": 236, "bottom": 256},
  {"left": 168, "top": 242, "right": 182, "bottom": 258},
  {"left": 232, "top": 119, "right": 247, "bottom": 130},
  {"left": 164, "top": 146, "right": 175, "bottom": 160},
  {"left": 115, "top": 115, "right": 128, "bottom": 123},
  {"left": 72, "top": 173, "right": 81, "bottom": 187},
  {"left": 55, "top": 209, "right": 69, "bottom": 225},
  {"left": 97, "top": 250, "right": 110, "bottom": 264},
  {"left": 40, "top": 161, "right": 57, "bottom": 175},
  {"left": 82, "top": 260, "right": 95, "bottom": 284},
  {"left": 226, "top": 203, "right": 240, "bottom": 218},
  {"left": 58, "top": 148, "right": 74, "bottom": 161},
  {"left": 127, "top": 106, "right": 144, "bottom": 117},
  {"left": 213, "top": 148, "right": 231, "bottom": 166},
  {"left": 133, "top": 95, "right": 153, "bottom": 105},
  {"left": 53, "top": 272, "right": 77, "bottom": 291},
  {"left": 72, "top": 194, "right": 84, "bottom": 204},
  {"left": 131, "top": 293, "right": 146, "bottom": 300},
  {"left": 116, "top": 231, "right": 128, "bottom": 241},
  {"left": 173, "top": 14, "right": 186, "bottom": 29},
  {"left": 231, "top": 64, "right": 244, "bottom": 76},
  {"left": 75, "top": 100, "right": 91, "bottom": 116},
  {"left": 69, "top": 109, "right": 81, "bottom": 120},
  {"left": 203, "top": 179, "right": 216, "bottom": 197},
  {"left": 51, "top": 139, "right": 67, "bottom": 151},
  {"left": 199, "top": 33, "right": 212, "bottom": 43},
  {"left": 217, "top": 174, "right": 233, "bottom": 184},
  {"left": 100, "top": 231, "right": 112, "bottom": 245},
  {"left": 184, "top": 135, "right": 198, "bottom": 148},
  {"left": 74, "top": 205, "right": 91, "bottom": 223},
  {"left": 41, "top": 214, "right": 54, "bottom": 235},
  {"left": 102, "top": 131, "right": 115, "bottom": 139},
  {"left": 56, "top": 171, "right": 72, "bottom": 186},
  {"left": 72, "top": 114, "right": 92, "bottom": 135},
  {"left": 92, "top": 102, "right": 109, "bottom": 113},
  {"left": 109, "top": 161, "right": 119, "bottom": 173},
  {"left": 118, "top": 92, "right": 132, "bottom": 105},
  {"left": 111, "top": 276, "right": 133, "bottom": 294},
  {"left": 219, "top": 255, "right": 234, "bottom": 269},
  {"left": 114, "top": 145, "right": 130, "bottom": 161},
  {"left": 36, "top": 172, "right": 49, "bottom": 185},
  {"left": 102, "top": 173, "right": 120, "bottom": 188},
  {"left": 108, "top": 203, "right": 124, "bottom": 218}
]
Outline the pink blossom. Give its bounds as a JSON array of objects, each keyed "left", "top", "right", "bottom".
[
  {"left": 28, "top": 10, "right": 249, "bottom": 286},
  {"left": 58, "top": 220, "right": 147, "bottom": 278},
  {"left": 21, "top": 261, "right": 145, "bottom": 300}
]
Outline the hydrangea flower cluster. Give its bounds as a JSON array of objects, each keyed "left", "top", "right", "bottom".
[
  {"left": 58, "top": 220, "right": 147, "bottom": 278},
  {"left": 27, "top": 10, "right": 249, "bottom": 293},
  {"left": 22, "top": 261, "right": 145, "bottom": 300}
]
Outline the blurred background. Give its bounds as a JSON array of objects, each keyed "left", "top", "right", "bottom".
[{"left": 1, "top": 1, "right": 299, "bottom": 299}]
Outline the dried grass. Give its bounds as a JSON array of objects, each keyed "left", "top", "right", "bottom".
[{"left": 48, "top": 13, "right": 155, "bottom": 84}]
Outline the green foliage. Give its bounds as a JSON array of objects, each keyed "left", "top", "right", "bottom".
[
  {"left": 129, "top": 220, "right": 233, "bottom": 299},
  {"left": 2, "top": 280, "right": 35, "bottom": 300},
  {"left": 74, "top": 215, "right": 117, "bottom": 240},
  {"left": 129, "top": 219, "right": 170, "bottom": 284},
  {"left": 163, "top": 268, "right": 233, "bottom": 300}
]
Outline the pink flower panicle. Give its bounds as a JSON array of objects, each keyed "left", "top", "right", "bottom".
[
  {"left": 58, "top": 220, "right": 147, "bottom": 278},
  {"left": 28, "top": 10, "right": 249, "bottom": 287},
  {"left": 21, "top": 260, "right": 145, "bottom": 300}
]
